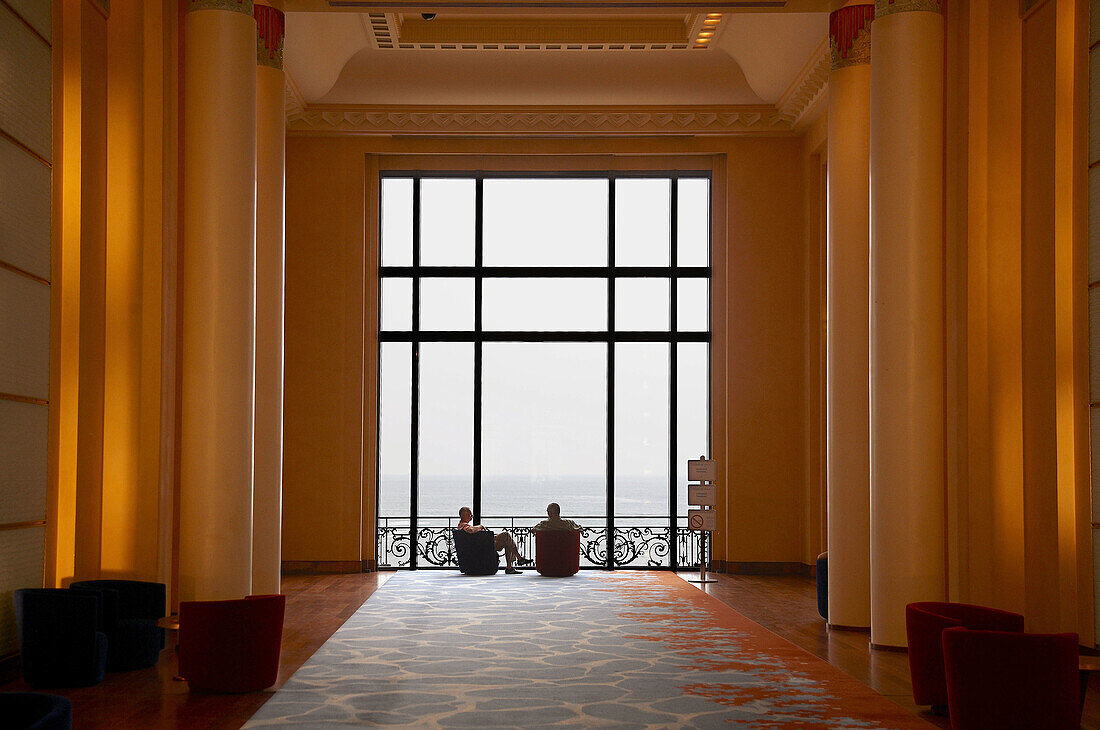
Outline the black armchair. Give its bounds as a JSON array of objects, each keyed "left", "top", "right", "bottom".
[
  {"left": 69, "top": 580, "right": 165, "bottom": 671},
  {"left": 452, "top": 529, "right": 500, "bottom": 575},
  {"left": 14, "top": 589, "right": 107, "bottom": 687},
  {"left": 0, "top": 692, "right": 73, "bottom": 729}
]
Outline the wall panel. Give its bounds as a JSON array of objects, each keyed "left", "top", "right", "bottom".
[
  {"left": 0, "top": 269, "right": 50, "bottom": 399},
  {"left": 0, "top": 135, "right": 51, "bottom": 280},
  {"left": 0, "top": 400, "right": 48, "bottom": 524},
  {"left": 0, "top": 3, "right": 51, "bottom": 159},
  {"left": 0, "top": 527, "right": 46, "bottom": 657}
]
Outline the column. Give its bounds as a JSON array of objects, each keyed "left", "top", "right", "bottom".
[
  {"left": 253, "top": 0, "right": 285, "bottom": 596},
  {"left": 180, "top": 0, "right": 257, "bottom": 601},
  {"left": 825, "top": 2, "right": 874, "bottom": 631},
  {"left": 869, "top": 0, "right": 945, "bottom": 648}
]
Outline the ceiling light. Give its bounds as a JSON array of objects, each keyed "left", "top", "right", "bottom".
[
  {"left": 705, "top": 13, "right": 722, "bottom": 18},
  {"left": 698, "top": 31, "right": 714, "bottom": 37},
  {"left": 703, "top": 18, "right": 719, "bottom": 25}
]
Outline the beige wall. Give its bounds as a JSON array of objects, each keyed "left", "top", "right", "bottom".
[{"left": 282, "top": 135, "right": 809, "bottom": 567}]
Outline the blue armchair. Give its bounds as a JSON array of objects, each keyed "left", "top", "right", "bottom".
[
  {"left": 69, "top": 580, "right": 165, "bottom": 671},
  {"left": 14, "top": 589, "right": 107, "bottom": 687},
  {"left": 452, "top": 529, "right": 500, "bottom": 575},
  {"left": 0, "top": 692, "right": 73, "bottom": 729}
]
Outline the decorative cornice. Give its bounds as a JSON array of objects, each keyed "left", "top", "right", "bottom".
[
  {"left": 286, "top": 105, "right": 793, "bottom": 136},
  {"left": 285, "top": 73, "right": 306, "bottom": 118},
  {"left": 829, "top": 5, "right": 874, "bottom": 70},
  {"left": 874, "top": 0, "right": 943, "bottom": 15},
  {"left": 188, "top": 0, "right": 254, "bottom": 14},
  {"left": 255, "top": 5, "right": 285, "bottom": 69},
  {"left": 777, "top": 39, "right": 829, "bottom": 128}
]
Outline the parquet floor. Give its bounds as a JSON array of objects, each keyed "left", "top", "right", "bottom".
[{"left": 1, "top": 570, "right": 1096, "bottom": 728}]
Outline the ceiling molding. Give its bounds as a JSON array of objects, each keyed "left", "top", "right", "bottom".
[
  {"left": 775, "top": 37, "right": 828, "bottom": 128},
  {"left": 284, "top": 71, "right": 307, "bottom": 118},
  {"left": 286, "top": 104, "right": 793, "bottom": 135},
  {"left": 398, "top": 17, "right": 689, "bottom": 44}
]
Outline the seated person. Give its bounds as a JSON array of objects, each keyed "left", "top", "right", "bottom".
[
  {"left": 533, "top": 502, "right": 581, "bottom": 532},
  {"left": 457, "top": 506, "right": 532, "bottom": 574}
]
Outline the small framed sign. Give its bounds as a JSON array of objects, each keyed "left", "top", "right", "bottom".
[
  {"left": 687, "top": 459, "right": 716, "bottom": 482},
  {"left": 688, "top": 483, "right": 717, "bottom": 507},
  {"left": 687, "top": 509, "right": 716, "bottom": 532}
]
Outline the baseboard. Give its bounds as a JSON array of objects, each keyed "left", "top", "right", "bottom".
[
  {"left": 281, "top": 560, "right": 375, "bottom": 574},
  {"left": 719, "top": 561, "right": 814, "bottom": 577},
  {"left": 0, "top": 651, "right": 20, "bottom": 685}
]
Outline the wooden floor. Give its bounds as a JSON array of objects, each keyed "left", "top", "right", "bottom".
[{"left": 2, "top": 570, "right": 1097, "bottom": 728}]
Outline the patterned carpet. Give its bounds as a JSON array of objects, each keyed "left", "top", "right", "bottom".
[{"left": 244, "top": 571, "right": 932, "bottom": 728}]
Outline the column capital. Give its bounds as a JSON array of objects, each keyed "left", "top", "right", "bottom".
[
  {"left": 874, "top": 0, "right": 943, "bottom": 16},
  {"left": 188, "top": 0, "right": 254, "bottom": 15},
  {"left": 255, "top": 5, "right": 285, "bottom": 69},
  {"left": 829, "top": 5, "right": 874, "bottom": 70}
]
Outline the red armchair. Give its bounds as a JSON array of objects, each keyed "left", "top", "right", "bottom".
[
  {"left": 905, "top": 601, "right": 1024, "bottom": 711},
  {"left": 535, "top": 530, "right": 581, "bottom": 577},
  {"left": 942, "top": 627, "right": 1079, "bottom": 729},
  {"left": 178, "top": 594, "right": 285, "bottom": 693}
]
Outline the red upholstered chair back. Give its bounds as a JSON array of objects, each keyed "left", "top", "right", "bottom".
[
  {"left": 905, "top": 601, "right": 1024, "bottom": 708},
  {"left": 178, "top": 594, "right": 285, "bottom": 693},
  {"left": 942, "top": 628, "right": 1079, "bottom": 730},
  {"left": 535, "top": 530, "right": 581, "bottom": 577}
]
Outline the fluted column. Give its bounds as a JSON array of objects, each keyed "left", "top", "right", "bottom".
[
  {"left": 826, "top": 2, "right": 874, "bottom": 631},
  {"left": 869, "top": 0, "right": 945, "bottom": 648},
  {"left": 180, "top": 0, "right": 257, "bottom": 601},
  {"left": 252, "top": 0, "right": 285, "bottom": 596}
]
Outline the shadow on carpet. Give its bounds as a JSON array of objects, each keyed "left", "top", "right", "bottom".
[{"left": 244, "top": 570, "right": 933, "bottom": 728}]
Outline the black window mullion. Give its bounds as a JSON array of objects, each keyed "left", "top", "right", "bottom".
[
  {"left": 669, "top": 176, "right": 679, "bottom": 570},
  {"left": 410, "top": 176, "right": 421, "bottom": 569},
  {"left": 474, "top": 178, "right": 484, "bottom": 524},
  {"left": 606, "top": 177, "right": 616, "bottom": 570}
]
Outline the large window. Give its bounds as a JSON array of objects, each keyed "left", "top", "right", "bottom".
[{"left": 377, "top": 172, "right": 710, "bottom": 569}]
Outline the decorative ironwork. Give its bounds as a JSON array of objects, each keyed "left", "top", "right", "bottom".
[{"left": 377, "top": 517, "right": 706, "bottom": 570}]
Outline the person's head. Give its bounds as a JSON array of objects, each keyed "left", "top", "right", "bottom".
[
  {"left": 459, "top": 506, "right": 472, "bottom": 522},
  {"left": 547, "top": 502, "right": 561, "bottom": 518}
]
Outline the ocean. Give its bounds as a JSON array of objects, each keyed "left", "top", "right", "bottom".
[{"left": 379, "top": 475, "right": 691, "bottom": 528}]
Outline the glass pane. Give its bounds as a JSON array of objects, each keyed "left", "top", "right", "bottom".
[
  {"left": 615, "top": 343, "right": 670, "bottom": 566},
  {"left": 419, "top": 343, "right": 473, "bottom": 524},
  {"left": 483, "top": 278, "right": 606, "bottom": 331},
  {"left": 421, "top": 178, "right": 475, "bottom": 266},
  {"left": 481, "top": 343, "right": 606, "bottom": 558},
  {"left": 381, "top": 178, "right": 413, "bottom": 266},
  {"left": 483, "top": 179, "right": 608, "bottom": 266},
  {"left": 615, "top": 178, "right": 670, "bottom": 266},
  {"left": 421, "top": 278, "right": 474, "bottom": 331},
  {"left": 615, "top": 278, "right": 669, "bottom": 331},
  {"left": 677, "top": 178, "right": 709, "bottom": 267},
  {"left": 378, "top": 342, "right": 412, "bottom": 567},
  {"left": 379, "top": 342, "right": 412, "bottom": 517},
  {"left": 677, "top": 278, "right": 708, "bottom": 332},
  {"left": 380, "top": 278, "right": 412, "bottom": 331},
  {"left": 677, "top": 343, "right": 708, "bottom": 521}
]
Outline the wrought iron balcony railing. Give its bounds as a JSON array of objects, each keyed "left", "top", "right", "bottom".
[{"left": 376, "top": 516, "right": 708, "bottom": 570}]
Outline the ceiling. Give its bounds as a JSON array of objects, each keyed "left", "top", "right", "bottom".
[{"left": 282, "top": 1, "right": 830, "bottom": 133}]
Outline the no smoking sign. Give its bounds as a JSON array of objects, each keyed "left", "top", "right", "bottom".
[{"left": 688, "top": 509, "right": 716, "bottom": 532}]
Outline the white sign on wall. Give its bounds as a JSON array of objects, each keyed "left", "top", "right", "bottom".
[
  {"left": 687, "top": 459, "right": 717, "bottom": 482},
  {"left": 687, "top": 509, "right": 716, "bottom": 532},
  {"left": 688, "top": 483, "right": 717, "bottom": 507}
]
